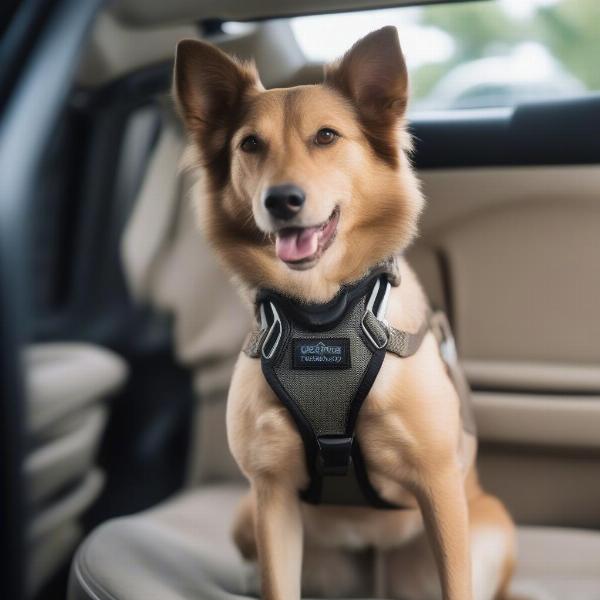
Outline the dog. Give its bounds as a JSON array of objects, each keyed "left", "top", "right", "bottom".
[{"left": 174, "top": 26, "right": 516, "bottom": 600}]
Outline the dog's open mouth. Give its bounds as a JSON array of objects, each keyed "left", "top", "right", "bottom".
[{"left": 275, "top": 207, "right": 340, "bottom": 269}]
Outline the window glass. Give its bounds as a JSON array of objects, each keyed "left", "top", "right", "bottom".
[{"left": 291, "top": 0, "right": 599, "bottom": 112}]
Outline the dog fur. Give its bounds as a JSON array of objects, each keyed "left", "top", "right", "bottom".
[{"left": 174, "top": 26, "right": 516, "bottom": 600}]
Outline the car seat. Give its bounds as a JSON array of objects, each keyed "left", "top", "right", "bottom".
[{"left": 68, "top": 108, "right": 600, "bottom": 600}]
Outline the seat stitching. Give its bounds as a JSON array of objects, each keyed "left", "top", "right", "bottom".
[{"left": 75, "top": 535, "right": 121, "bottom": 600}]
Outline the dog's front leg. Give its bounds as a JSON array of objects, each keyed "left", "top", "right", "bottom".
[
  {"left": 414, "top": 461, "right": 472, "bottom": 600},
  {"left": 253, "top": 478, "right": 303, "bottom": 600}
]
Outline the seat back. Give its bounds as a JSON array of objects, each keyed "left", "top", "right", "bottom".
[{"left": 121, "top": 118, "right": 248, "bottom": 484}]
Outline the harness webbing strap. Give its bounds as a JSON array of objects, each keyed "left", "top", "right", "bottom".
[
  {"left": 360, "top": 309, "right": 430, "bottom": 359},
  {"left": 244, "top": 329, "right": 265, "bottom": 358},
  {"left": 245, "top": 315, "right": 429, "bottom": 360}
]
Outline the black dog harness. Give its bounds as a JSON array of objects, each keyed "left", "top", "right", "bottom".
[{"left": 244, "top": 262, "right": 474, "bottom": 509}]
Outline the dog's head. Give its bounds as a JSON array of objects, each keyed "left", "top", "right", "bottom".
[{"left": 174, "top": 26, "right": 423, "bottom": 301}]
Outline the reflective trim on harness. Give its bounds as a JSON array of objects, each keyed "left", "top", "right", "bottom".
[
  {"left": 261, "top": 302, "right": 283, "bottom": 360},
  {"left": 361, "top": 278, "right": 391, "bottom": 350}
]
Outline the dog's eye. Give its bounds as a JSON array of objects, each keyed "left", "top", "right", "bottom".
[
  {"left": 240, "top": 135, "right": 260, "bottom": 153},
  {"left": 314, "top": 128, "right": 339, "bottom": 146}
]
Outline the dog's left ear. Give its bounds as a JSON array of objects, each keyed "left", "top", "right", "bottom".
[{"left": 325, "top": 26, "right": 408, "bottom": 122}]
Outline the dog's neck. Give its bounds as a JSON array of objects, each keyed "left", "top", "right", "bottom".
[{"left": 236, "top": 255, "right": 402, "bottom": 319}]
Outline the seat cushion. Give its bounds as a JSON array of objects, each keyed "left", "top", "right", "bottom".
[
  {"left": 32, "top": 470, "right": 105, "bottom": 596},
  {"left": 26, "top": 406, "right": 107, "bottom": 507},
  {"left": 31, "top": 469, "right": 105, "bottom": 542},
  {"left": 25, "top": 342, "right": 128, "bottom": 440},
  {"left": 69, "top": 484, "right": 600, "bottom": 600}
]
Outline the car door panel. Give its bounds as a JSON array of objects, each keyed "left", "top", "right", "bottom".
[{"left": 408, "top": 111, "right": 600, "bottom": 527}]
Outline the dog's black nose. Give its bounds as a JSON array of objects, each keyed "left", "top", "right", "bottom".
[{"left": 264, "top": 184, "right": 305, "bottom": 220}]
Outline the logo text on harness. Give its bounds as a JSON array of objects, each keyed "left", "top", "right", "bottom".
[{"left": 292, "top": 338, "right": 351, "bottom": 370}]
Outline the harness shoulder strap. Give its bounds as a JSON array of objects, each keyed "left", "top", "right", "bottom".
[
  {"left": 362, "top": 304, "right": 476, "bottom": 435},
  {"left": 244, "top": 329, "right": 264, "bottom": 358},
  {"left": 361, "top": 309, "right": 430, "bottom": 358},
  {"left": 244, "top": 273, "right": 431, "bottom": 360}
]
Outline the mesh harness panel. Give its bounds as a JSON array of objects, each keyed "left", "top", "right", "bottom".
[{"left": 244, "top": 266, "right": 475, "bottom": 509}]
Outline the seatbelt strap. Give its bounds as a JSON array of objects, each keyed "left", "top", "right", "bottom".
[{"left": 429, "top": 311, "right": 477, "bottom": 435}]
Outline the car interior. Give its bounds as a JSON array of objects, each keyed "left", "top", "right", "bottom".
[{"left": 1, "top": 0, "right": 600, "bottom": 599}]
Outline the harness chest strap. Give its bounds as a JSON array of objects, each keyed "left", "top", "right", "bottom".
[
  {"left": 245, "top": 263, "right": 428, "bottom": 361},
  {"left": 245, "top": 310, "right": 476, "bottom": 431},
  {"left": 243, "top": 271, "right": 474, "bottom": 509},
  {"left": 244, "top": 308, "right": 429, "bottom": 361}
]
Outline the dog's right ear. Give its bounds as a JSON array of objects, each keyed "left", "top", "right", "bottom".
[
  {"left": 324, "top": 26, "right": 408, "bottom": 123},
  {"left": 173, "top": 39, "right": 261, "bottom": 137}
]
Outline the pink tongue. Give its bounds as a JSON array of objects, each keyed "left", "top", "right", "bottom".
[{"left": 276, "top": 227, "right": 319, "bottom": 262}]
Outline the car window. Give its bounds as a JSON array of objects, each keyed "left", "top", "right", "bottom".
[{"left": 290, "top": 0, "right": 599, "bottom": 112}]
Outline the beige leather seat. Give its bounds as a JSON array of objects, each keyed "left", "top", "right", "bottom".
[
  {"left": 68, "top": 113, "right": 600, "bottom": 599},
  {"left": 68, "top": 483, "right": 600, "bottom": 600}
]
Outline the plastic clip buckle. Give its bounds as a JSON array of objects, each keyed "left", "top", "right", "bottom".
[{"left": 317, "top": 435, "right": 354, "bottom": 476}]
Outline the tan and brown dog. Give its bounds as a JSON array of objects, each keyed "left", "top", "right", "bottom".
[{"left": 174, "top": 26, "right": 516, "bottom": 600}]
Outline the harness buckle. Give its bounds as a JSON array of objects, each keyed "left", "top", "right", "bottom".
[
  {"left": 361, "top": 310, "right": 389, "bottom": 350},
  {"left": 317, "top": 435, "right": 354, "bottom": 476}
]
